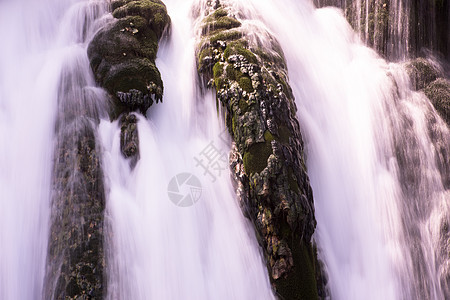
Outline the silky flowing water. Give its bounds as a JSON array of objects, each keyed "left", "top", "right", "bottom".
[{"left": 0, "top": 0, "right": 448, "bottom": 299}]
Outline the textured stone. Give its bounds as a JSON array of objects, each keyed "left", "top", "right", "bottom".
[
  {"left": 87, "top": 0, "right": 170, "bottom": 118},
  {"left": 197, "top": 2, "right": 324, "bottom": 298}
]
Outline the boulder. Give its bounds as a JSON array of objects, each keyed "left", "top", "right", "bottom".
[
  {"left": 88, "top": 0, "right": 170, "bottom": 118},
  {"left": 197, "top": 2, "right": 325, "bottom": 298}
]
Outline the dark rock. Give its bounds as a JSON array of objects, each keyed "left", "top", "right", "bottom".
[
  {"left": 197, "top": 3, "right": 322, "bottom": 298},
  {"left": 44, "top": 126, "right": 106, "bottom": 300},
  {"left": 406, "top": 58, "right": 443, "bottom": 90},
  {"left": 120, "top": 112, "right": 140, "bottom": 168},
  {"left": 423, "top": 78, "right": 450, "bottom": 126},
  {"left": 43, "top": 52, "right": 107, "bottom": 299},
  {"left": 87, "top": 0, "right": 170, "bottom": 118}
]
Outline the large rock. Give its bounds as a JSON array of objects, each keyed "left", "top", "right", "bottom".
[
  {"left": 43, "top": 66, "right": 106, "bottom": 299},
  {"left": 423, "top": 78, "right": 450, "bottom": 126},
  {"left": 405, "top": 58, "right": 449, "bottom": 126},
  {"left": 88, "top": 0, "right": 170, "bottom": 118},
  {"left": 405, "top": 57, "right": 443, "bottom": 90},
  {"left": 196, "top": 2, "right": 324, "bottom": 299}
]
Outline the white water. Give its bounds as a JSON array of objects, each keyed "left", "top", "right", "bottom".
[
  {"left": 1, "top": 0, "right": 448, "bottom": 299},
  {"left": 99, "top": 0, "right": 274, "bottom": 298},
  {"left": 0, "top": 0, "right": 108, "bottom": 298},
  {"left": 235, "top": 0, "right": 449, "bottom": 299}
]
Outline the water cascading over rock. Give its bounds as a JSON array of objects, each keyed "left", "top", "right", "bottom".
[
  {"left": 195, "top": 1, "right": 325, "bottom": 298},
  {"left": 88, "top": 0, "right": 171, "bottom": 166},
  {"left": 314, "top": 0, "right": 449, "bottom": 61}
]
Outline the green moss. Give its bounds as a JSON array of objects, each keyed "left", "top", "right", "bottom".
[
  {"left": 224, "top": 42, "right": 257, "bottom": 64},
  {"left": 264, "top": 130, "right": 274, "bottom": 142},
  {"left": 225, "top": 64, "right": 243, "bottom": 82},
  {"left": 103, "top": 57, "right": 161, "bottom": 94},
  {"left": 213, "top": 62, "right": 223, "bottom": 78},
  {"left": 203, "top": 16, "right": 241, "bottom": 34},
  {"left": 212, "top": 8, "right": 228, "bottom": 18},
  {"left": 274, "top": 240, "right": 319, "bottom": 300},
  {"left": 238, "top": 99, "right": 250, "bottom": 113},
  {"left": 213, "top": 62, "right": 224, "bottom": 88},
  {"left": 112, "top": 0, "right": 170, "bottom": 38},
  {"left": 239, "top": 76, "right": 253, "bottom": 92},
  {"left": 423, "top": 78, "right": 450, "bottom": 126},
  {"left": 243, "top": 141, "right": 273, "bottom": 175},
  {"left": 231, "top": 115, "right": 237, "bottom": 136},
  {"left": 210, "top": 30, "right": 242, "bottom": 44},
  {"left": 197, "top": 47, "right": 213, "bottom": 71}
]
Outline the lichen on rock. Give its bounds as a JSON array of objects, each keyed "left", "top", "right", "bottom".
[
  {"left": 196, "top": 2, "right": 324, "bottom": 298},
  {"left": 87, "top": 0, "right": 170, "bottom": 118}
]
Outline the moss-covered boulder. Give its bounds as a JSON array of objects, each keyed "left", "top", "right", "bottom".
[
  {"left": 423, "top": 78, "right": 450, "bottom": 126},
  {"left": 405, "top": 58, "right": 449, "bottom": 126},
  {"left": 87, "top": 0, "right": 170, "bottom": 118},
  {"left": 196, "top": 3, "right": 324, "bottom": 298},
  {"left": 405, "top": 57, "right": 443, "bottom": 90}
]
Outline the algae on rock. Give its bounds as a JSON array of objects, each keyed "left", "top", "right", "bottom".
[{"left": 196, "top": 2, "right": 325, "bottom": 298}]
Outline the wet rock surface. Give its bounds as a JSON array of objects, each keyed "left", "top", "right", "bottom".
[
  {"left": 197, "top": 2, "right": 323, "bottom": 298},
  {"left": 44, "top": 122, "right": 106, "bottom": 299},
  {"left": 120, "top": 112, "right": 140, "bottom": 168},
  {"left": 406, "top": 58, "right": 450, "bottom": 126},
  {"left": 423, "top": 78, "right": 450, "bottom": 126},
  {"left": 87, "top": 0, "right": 170, "bottom": 118},
  {"left": 43, "top": 50, "right": 108, "bottom": 299}
]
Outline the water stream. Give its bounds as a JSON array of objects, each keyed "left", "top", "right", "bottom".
[{"left": 0, "top": 0, "right": 448, "bottom": 299}]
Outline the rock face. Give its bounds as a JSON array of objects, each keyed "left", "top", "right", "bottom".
[
  {"left": 88, "top": 0, "right": 170, "bottom": 164},
  {"left": 44, "top": 65, "right": 106, "bottom": 299},
  {"left": 120, "top": 112, "right": 140, "bottom": 168},
  {"left": 406, "top": 58, "right": 450, "bottom": 126},
  {"left": 423, "top": 78, "right": 450, "bottom": 126},
  {"left": 196, "top": 3, "right": 324, "bottom": 298},
  {"left": 315, "top": 0, "right": 449, "bottom": 61},
  {"left": 87, "top": 0, "right": 170, "bottom": 118}
]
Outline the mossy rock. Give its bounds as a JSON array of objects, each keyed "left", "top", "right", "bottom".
[
  {"left": 406, "top": 57, "right": 442, "bottom": 90},
  {"left": 112, "top": 0, "right": 170, "bottom": 38},
  {"left": 243, "top": 141, "right": 273, "bottom": 175},
  {"left": 423, "top": 78, "right": 450, "bottom": 126},
  {"left": 88, "top": 1, "right": 170, "bottom": 118},
  {"left": 274, "top": 241, "right": 319, "bottom": 300},
  {"left": 196, "top": 3, "right": 321, "bottom": 299}
]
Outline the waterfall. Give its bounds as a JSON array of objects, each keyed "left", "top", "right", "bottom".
[
  {"left": 245, "top": 0, "right": 449, "bottom": 299},
  {"left": 99, "top": 0, "right": 274, "bottom": 298},
  {"left": 0, "top": 0, "right": 448, "bottom": 299}
]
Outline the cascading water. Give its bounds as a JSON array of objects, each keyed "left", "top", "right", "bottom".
[
  {"left": 1, "top": 0, "right": 448, "bottom": 299},
  {"left": 0, "top": 0, "right": 108, "bottom": 298},
  {"left": 238, "top": 0, "right": 449, "bottom": 299},
  {"left": 99, "top": 0, "right": 274, "bottom": 298}
]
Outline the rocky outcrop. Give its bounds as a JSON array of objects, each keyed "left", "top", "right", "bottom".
[
  {"left": 423, "top": 78, "right": 450, "bottom": 126},
  {"left": 315, "top": 0, "right": 449, "bottom": 61},
  {"left": 405, "top": 58, "right": 449, "bottom": 126},
  {"left": 120, "top": 112, "right": 140, "bottom": 168},
  {"left": 88, "top": 0, "right": 170, "bottom": 118},
  {"left": 88, "top": 0, "right": 170, "bottom": 163},
  {"left": 196, "top": 2, "right": 324, "bottom": 298},
  {"left": 44, "top": 63, "right": 106, "bottom": 299}
]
